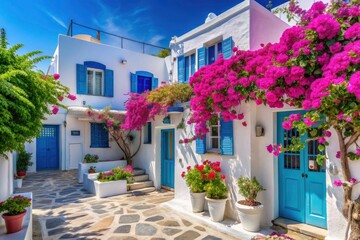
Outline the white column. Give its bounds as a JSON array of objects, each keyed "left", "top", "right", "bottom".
[{"left": 0, "top": 152, "right": 13, "bottom": 201}]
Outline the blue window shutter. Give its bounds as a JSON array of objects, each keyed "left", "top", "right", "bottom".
[
  {"left": 220, "top": 118, "right": 234, "bottom": 155},
  {"left": 104, "top": 69, "right": 114, "bottom": 97},
  {"left": 222, "top": 37, "right": 233, "bottom": 59},
  {"left": 90, "top": 123, "right": 109, "bottom": 148},
  {"left": 152, "top": 77, "right": 158, "bottom": 90},
  {"left": 196, "top": 136, "right": 206, "bottom": 154},
  {"left": 185, "top": 56, "right": 189, "bottom": 83},
  {"left": 198, "top": 47, "right": 207, "bottom": 68},
  {"left": 76, "top": 64, "right": 87, "bottom": 94},
  {"left": 190, "top": 54, "right": 196, "bottom": 75},
  {"left": 178, "top": 55, "right": 185, "bottom": 83},
  {"left": 130, "top": 73, "right": 137, "bottom": 93}
]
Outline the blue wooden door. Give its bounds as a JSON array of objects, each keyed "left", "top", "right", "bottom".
[
  {"left": 161, "top": 129, "right": 175, "bottom": 188},
  {"left": 278, "top": 111, "right": 327, "bottom": 229},
  {"left": 36, "top": 125, "right": 59, "bottom": 171}
]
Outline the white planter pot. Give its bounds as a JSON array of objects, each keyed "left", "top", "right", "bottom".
[
  {"left": 236, "top": 201, "right": 263, "bottom": 232},
  {"left": 205, "top": 197, "right": 227, "bottom": 222},
  {"left": 78, "top": 160, "right": 127, "bottom": 183},
  {"left": 14, "top": 179, "right": 23, "bottom": 188},
  {"left": 190, "top": 192, "right": 206, "bottom": 212},
  {"left": 94, "top": 180, "right": 127, "bottom": 198}
]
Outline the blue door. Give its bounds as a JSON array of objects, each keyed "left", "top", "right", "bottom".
[
  {"left": 278, "top": 111, "right": 327, "bottom": 229},
  {"left": 36, "top": 125, "right": 59, "bottom": 171},
  {"left": 161, "top": 129, "right": 175, "bottom": 188}
]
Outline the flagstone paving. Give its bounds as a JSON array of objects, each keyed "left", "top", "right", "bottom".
[{"left": 16, "top": 170, "right": 238, "bottom": 240}]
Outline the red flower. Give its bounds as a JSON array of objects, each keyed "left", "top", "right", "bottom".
[
  {"left": 221, "top": 174, "right": 226, "bottom": 180},
  {"left": 196, "top": 164, "right": 204, "bottom": 172},
  {"left": 201, "top": 174, "right": 206, "bottom": 179},
  {"left": 187, "top": 166, "right": 191, "bottom": 171},
  {"left": 203, "top": 160, "right": 210, "bottom": 165},
  {"left": 53, "top": 73, "right": 60, "bottom": 80},
  {"left": 68, "top": 94, "right": 77, "bottom": 101},
  {"left": 181, "top": 171, "right": 185, "bottom": 178},
  {"left": 242, "top": 121, "right": 247, "bottom": 127},
  {"left": 208, "top": 171, "right": 216, "bottom": 179}
]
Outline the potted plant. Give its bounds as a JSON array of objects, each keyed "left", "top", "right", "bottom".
[
  {"left": 16, "top": 150, "right": 33, "bottom": 178},
  {"left": 181, "top": 160, "right": 212, "bottom": 212},
  {"left": 236, "top": 176, "right": 266, "bottom": 232},
  {"left": 0, "top": 195, "right": 31, "bottom": 234},
  {"left": 88, "top": 166, "right": 96, "bottom": 174},
  {"left": 14, "top": 175, "right": 23, "bottom": 188},
  {"left": 83, "top": 154, "right": 99, "bottom": 163},
  {"left": 94, "top": 165, "right": 135, "bottom": 198},
  {"left": 204, "top": 161, "right": 228, "bottom": 222}
]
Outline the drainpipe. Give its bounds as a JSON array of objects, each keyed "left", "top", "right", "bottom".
[{"left": 64, "top": 111, "right": 68, "bottom": 170}]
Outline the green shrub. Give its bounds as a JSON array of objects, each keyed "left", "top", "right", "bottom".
[
  {"left": 238, "top": 177, "right": 265, "bottom": 206},
  {"left": 16, "top": 150, "right": 33, "bottom": 172},
  {"left": 83, "top": 154, "right": 99, "bottom": 163},
  {"left": 0, "top": 195, "right": 31, "bottom": 216}
]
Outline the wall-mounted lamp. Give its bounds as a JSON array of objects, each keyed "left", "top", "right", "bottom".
[
  {"left": 82, "top": 100, "right": 86, "bottom": 106},
  {"left": 63, "top": 121, "right": 67, "bottom": 128},
  {"left": 121, "top": 59, "right": 127, "bottom": 65},
  {"left": 329, "top": 163, "right": 339, "bottom": 175},
  {"left": 255, "top": 125, "right": 264, "bottom": 137}
]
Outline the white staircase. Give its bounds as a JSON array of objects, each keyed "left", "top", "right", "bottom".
[{"left": 129, "top": 168, "right": 155, "bottom": 193}]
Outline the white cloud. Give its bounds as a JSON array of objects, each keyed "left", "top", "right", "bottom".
[
  {"left": 41, "top": 9, "right": 67, "bottom": 29},
  {"left": 148, "top": 35, "right": 165, "bottom": 45}
]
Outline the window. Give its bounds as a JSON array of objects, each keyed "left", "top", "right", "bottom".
[
  {"left": 196, "top": 115, "right": 234, "bottom": 155},
  {"left": 130, "top": 71, "right": 158, "bottom": 94},
  {"left": 208, "top": 42, "right": 222, "bottom": 65},
  {"left": 76, "top": 61, "right": 114, "bottom": 97},
  {"left": 90, "top": 123, "right": 109, "bottom": 148},
  {"left": 87, "top": 68, "right": 104, "bottom": 95},
  {"left": 184, "top": 53, "right": 196, "bottom": 83},
  {"left": 143, "top": 122, "right": 152, "bottom": 144},
  {"left": 208, "top": 116, "right": 220, "bottom": 152}
]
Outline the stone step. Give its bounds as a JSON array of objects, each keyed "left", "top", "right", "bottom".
[
  {"left": 128, "top": 180, "right": 153, "bottom": 190},
  {"left": 272, "top": 217, "right": 327, "bottom": 240},
  {"left": 133, "top": 169, "right": 145, "bottom": 176},
  {"left": 134, "top": 174, "right": 149, "bottom": 182},
  {"left": 129, "top": 186, "right": 156, "bottom": 196}
]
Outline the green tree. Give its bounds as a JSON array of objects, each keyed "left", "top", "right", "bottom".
[
  {"left": 157, "top": 48, "right": 170, "bottom": 58},
  {"left": 0, "top": 29, "right": 70, "bottom": 156}
]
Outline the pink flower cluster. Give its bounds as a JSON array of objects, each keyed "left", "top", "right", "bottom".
[{"left": 266, "top": 144, "right": 282, "bottom": 156}]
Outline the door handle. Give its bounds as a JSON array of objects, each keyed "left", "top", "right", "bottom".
[
  {"left": 301, "top": 173, "right": 305, "bottom": 178},
  {"left": 305, "top": 174, "right": 308, "bottom": 178}
]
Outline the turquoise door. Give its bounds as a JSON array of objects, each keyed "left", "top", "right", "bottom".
[
  {"left": 161, "top": 129, "right": 175, "bottom": 188},
  {"left": 278, "top": 111, "right": 327, "bottom": 229},
  {"left": 36, "top": 125, "right": 59, "bottom": 171}
]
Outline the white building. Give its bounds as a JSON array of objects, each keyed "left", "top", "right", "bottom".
[{"left": 4, "top": 0, "right": 356, "bottom": 240}]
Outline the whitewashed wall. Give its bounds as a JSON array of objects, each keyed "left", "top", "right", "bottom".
[{"left": 26, "top": 35, "right": 168, "bottom": 171}]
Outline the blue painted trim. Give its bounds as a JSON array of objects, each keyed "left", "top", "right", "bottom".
[
  {"left": 76, "top": 64, "right": 87, "bottom": 94},
  {"left": 90, "top": 123, "right": 109, "bottom": 148},
  {"left": 105, "top": 69, "right": 114, "bottom": 97},
  {"left": 136, "top": 71, "right": 153, "bottom": 78},
  {"left": 196, "top": 135, "right": 206, "bottom": 154},
  {"left": 84, "top": 61, "right": 106, "bottom": 70},
  {"left": 167, "top": 106, "right": 184, "bottom": 112}
]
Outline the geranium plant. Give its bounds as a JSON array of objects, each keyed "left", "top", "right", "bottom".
[
  {"left": 0, "top": 195, "right": 31, "bottom": 216},
  {"left": 204, "top": 161, "right": 228, "bottom": 199},
  {"left": 238, "top": 177, "right": 266, "bottom": 206},
  {"left": 181, "top": 160, "right": 211, "bottom": 193},
  {"left": 97, "top": 165, "right": 135, "bottom": 183}
]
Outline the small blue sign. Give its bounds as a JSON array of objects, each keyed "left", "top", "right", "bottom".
[{"left": 71, "top": 130, "right": 80, "bottom": 136}]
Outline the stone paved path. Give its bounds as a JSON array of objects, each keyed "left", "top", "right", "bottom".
[{"left": 16, "top": 170, "right": 238, "bottom": 240}]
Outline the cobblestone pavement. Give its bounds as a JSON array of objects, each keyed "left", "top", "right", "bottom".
[{"left": 16, "top": 170, "right": 238, "bottom": 240}]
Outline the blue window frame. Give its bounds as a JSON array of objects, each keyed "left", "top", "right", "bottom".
[
  {"left": 208, "top": 42, "right": 222, "bottom": 65},
  {"left": 130, "top": 71, "right": 158, "bottom": 94},
  {"left": 90, "top": 123, "right": 109, "bottom": 148},
  {"left": 184, "top": 53, "right": 196, "bottom": 83},
  {"left": 143, "top": 122, "right": 152, "bottom": 144}
]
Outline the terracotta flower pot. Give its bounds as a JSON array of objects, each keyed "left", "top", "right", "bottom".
[
  {"left": 2, "top": 210, "right": 26, "bottom": 234},
  {"left": 16, "top": 171, "right": 26, "bottom": 177},
  {"left": 88, "top": 169, "right": 96, "bottom": 174}
]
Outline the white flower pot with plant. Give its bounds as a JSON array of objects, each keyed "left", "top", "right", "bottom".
[
  {"left": 94, "top": 165, "right": 134, "bottom": 198},
  {"left": 14, "top": 177, "right": 23, "bottom": 188},
  {"left": 181, "top": 160, "right": 213, "bottom": 213},
  {"left": 236, "top": 176, "right": 266, "bottom": 232},
  {"left": 204, "top": 161, "right": 228, "bottom": 222}
]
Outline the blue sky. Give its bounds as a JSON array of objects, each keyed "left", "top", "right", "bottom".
[{"left": 0, "top": 0, "right": 280, "bottom": 72}]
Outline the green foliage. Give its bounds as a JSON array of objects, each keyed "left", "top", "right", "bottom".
[
  {"left": 205, "top": 176, "right": 228, "bottom": 199},
  {"left": 157, "top": 49, "right": 170, "bottom": 58},
  {"left": 83, "top": 154, "right": 99, "bottom": 163},
  {"left": 0, "top": 195, "right": 31, "bottom": 216},
  {"left": 238, "top": 177, "right": 266, "bottom": 206},
  {"left": 146, "top": 84, "right": 193, "bottom": 106},
  {"left": 16, "top": 150, "right": 33, "bottom": 172},
  {"left": 97, "top": 166, "right": 135, "bottom": 183},
  {"left": 0, "top": 29, "right": 70, "bottom": 156},
  {"left": 182, "top": 165, "right": 211, "bottom": 193}
]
